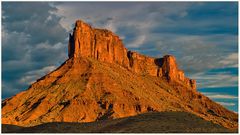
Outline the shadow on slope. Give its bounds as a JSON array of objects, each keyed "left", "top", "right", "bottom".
[{"left": 2, "top": 111, "right": 237, "bottom": 133}]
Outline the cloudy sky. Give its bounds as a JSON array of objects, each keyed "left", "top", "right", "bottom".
[{"left": 2, "top": 2, "right": 238, "bottom": 112}]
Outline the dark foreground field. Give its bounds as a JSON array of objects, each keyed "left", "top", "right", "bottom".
[{"left": 2, "top": 112, "right": 237, "bottom": 133}]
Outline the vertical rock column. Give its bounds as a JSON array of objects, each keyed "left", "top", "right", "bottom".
[
  {"left": 161, "top": 55, "right": 178, "bottom": 81},
  {"left": 161, "top": 55, "right": 197, "bottom": 89},
  {"left": 73, "top": 20, "right": 93, "bottom": 58}
]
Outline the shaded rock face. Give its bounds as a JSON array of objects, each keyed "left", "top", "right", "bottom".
[{"left": 68, "top": 20, "right": 196, "bottom": 89}]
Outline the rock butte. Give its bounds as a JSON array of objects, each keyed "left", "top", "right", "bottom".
[
  {"left": 2, "top": 20, "right": 237, "bottom": 130},
  {"left": 68, "top": 20, "right": 196, "bottom": 89}
]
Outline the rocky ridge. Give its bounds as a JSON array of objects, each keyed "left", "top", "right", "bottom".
[{"left": 68, "top": 20, "right": 196, "bottom": 89}]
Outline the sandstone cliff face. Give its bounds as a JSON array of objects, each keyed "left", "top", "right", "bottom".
[
  {"left": 68, "top": 20, "right": 196, "bottom": 89},
  {"left": 68, "top": 20, "right": 129, "bottom": 67}
]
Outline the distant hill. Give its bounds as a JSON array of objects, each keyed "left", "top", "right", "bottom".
[
  {"left": 2, "top": 112, "right": 236, "bottom": 133},
  {"left": 2, "top": 20, "right": 238, "bottom": 131}
]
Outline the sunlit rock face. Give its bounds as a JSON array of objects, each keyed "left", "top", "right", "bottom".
[
  {"left": 68, "top": 20, "right": 129, "bottom": 67},
  {"left": 68, "top": 20, "right": 196, "bottom": 89}
]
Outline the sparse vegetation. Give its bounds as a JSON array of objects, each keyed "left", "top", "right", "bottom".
[{"left": 2, "top": 112, "right": 236, "bottom": 133}]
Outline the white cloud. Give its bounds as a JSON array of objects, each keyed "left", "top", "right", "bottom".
[
  {"left": 26, "top": 65, "right": 56, "bottom": 75},
  {"left": 19, "top": 75, "right": 39, "bottom": 85},
  {"left": 35, "top": 41, "right": 64, "bottom": 50},
  {"left": 19, "top": 65, "right": 56, "bottom": 85},
  {"left": 217, "top": 102, "right": 235, "bottom": 106},
  {"left": 219, "top": 53, "right": 238, "bottom": 67},
  {"left": 202, "top": 92, "right": 238, "bottom": 99},
  {"left": 208, "top": 95, "right": 238, "bottom": 99},
  {"left": 128, "top": 35, "right": 146, "bottom": 48},
  {"left": 179, "top": 11, "right": 188, "bottom": 18},
  {"left": 190, "top": 72, "right": 238, "bottom": 88}
]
